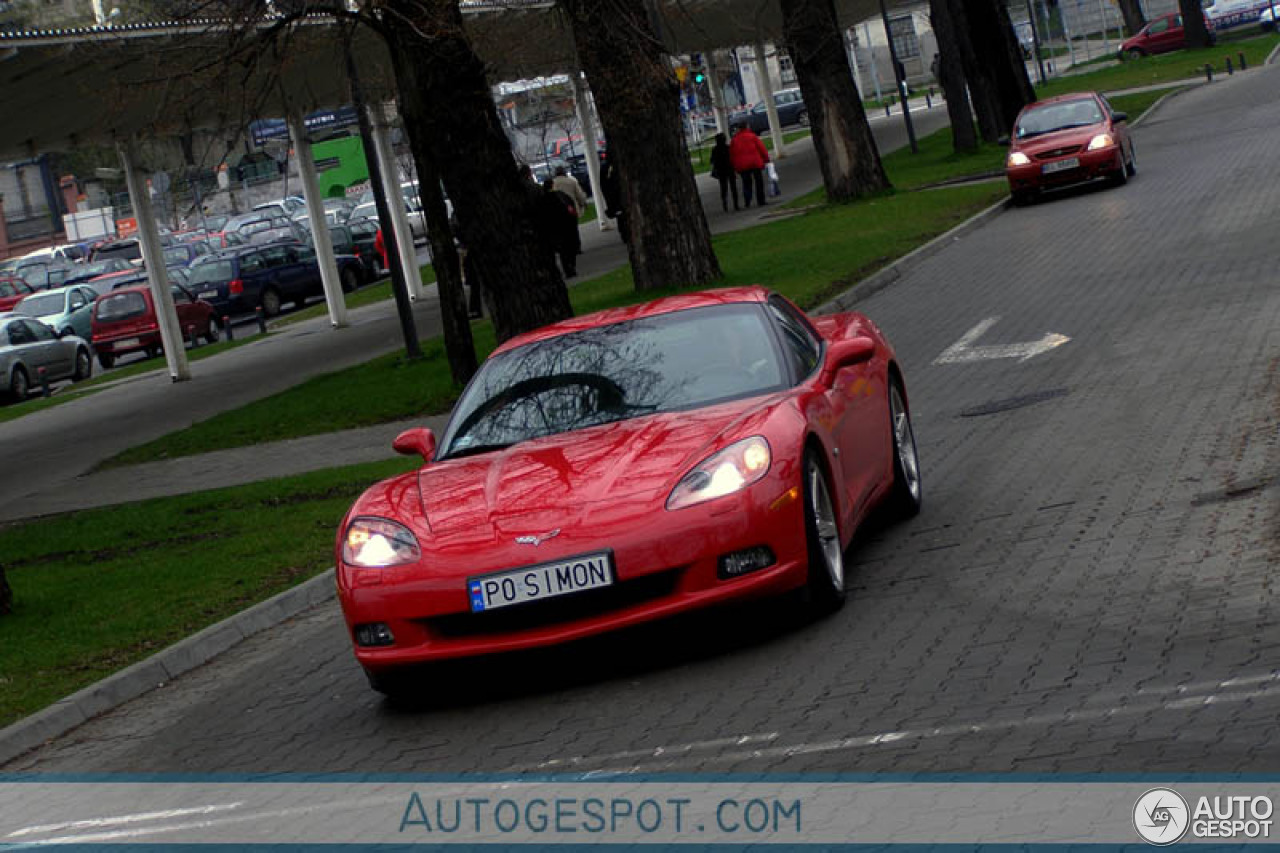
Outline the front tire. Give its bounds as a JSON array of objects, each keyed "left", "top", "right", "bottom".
[
  {"left": 797, "top": 109, "right": 809, "bottom": 127},
  {"left": 801, "top": 448, "right": 846, "bottom": 613},
  {"left": 1125, "top": 142, "right": 1138, "bottom": 177},
  {"left": 98, "top": 352, "right": 115, "bottom": 369},
  {"left": 8, "top": 366, "right": 29, "bottom": 401},
  {"left": 1127, "top": 48, "right": 1145, "bottom": 61},
  {"left": 261, "top": 287, "right": 282, "bottom": 318},
  {"left": 365, "top": 666, "right": 422, "bottom": 700},
  {"left": 72, "top": 348, "right": 92, "bottom": 382},
  {"left": 205, "top": 317, "right": 221, "bottom": 345},
  {"left": 886, "top": 380, "right": 923, "bottom": 518},
  {"left": 340, "top": 266, "right": 361, "bottom": 293}
]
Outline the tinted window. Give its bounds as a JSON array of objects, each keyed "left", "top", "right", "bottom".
[
  {"left": 1015, "top": 98, "right": 1105, "bottom": 138},
  {"left": 768, "top": 296, "right": 821, "bottom": 377},
  {"left": 6, "top": 320, "right": 34, "bottom": 345},
  {"left": 189, "top": 260, "right": 235, "bottom": 286},
  {"left": 96, "top": 242, "right": 142, "bottom": 262},
  {"left": 30, "top": 321, "right": 55, "bottom": 341},
  {"left": 0, "top": 282, "right": 13, "bottom": 297},
  {"left": 69, "top": 289, "right": 89, "bottom": 309},
  {"left": 440, "top": 304, "right": 786, "bottom": 459},
  {"left": 259, "top": 247, "right": 290, "bottom": 267},
  {"left": 239, "top": 253, "right": 265, "bottom": 273},
  {"left": 1148, "top": 17, "right": 1169, "bottom": 33},
  {"left": 163, "top": 247, "right": 189, "bottom": 265},
  {"left": 96, "top": 291, "right": 148, "bottom": 321}
]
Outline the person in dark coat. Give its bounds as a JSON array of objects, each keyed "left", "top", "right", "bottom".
[
  {"left": 729, "top": 123, "right": 769, "bottom": 208},
  {"left": 710, "top": 132, "right": 739, "bottom": 212},
  {"left": 539, "top": 179, "right": 580, "bottom": 278},
  {"left": 600, "top": 152, "right": 628, "bottom": 244}
]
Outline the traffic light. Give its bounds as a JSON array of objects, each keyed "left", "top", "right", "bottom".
[{"left": 693, "top": 69, "right": 706, "bottom": 85}]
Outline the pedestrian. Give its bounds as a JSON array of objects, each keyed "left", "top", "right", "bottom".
[
  {"left": 374, "top": 226, "right": 389, "bottom": 272},
  {"left": 729, "top": 123, "right": 769, "bottom": 208},
  {"left": 552, "top": 165, "right": 589, "bottom": 219},
  {"left": 540, "top": 178, "right": 580, "bottom": 278},
  {"left": 710, "top": 132, "right": 740, "bottom": 212},
  {"left": 601, "top": 152, "right": 629, "bottom": 244}
]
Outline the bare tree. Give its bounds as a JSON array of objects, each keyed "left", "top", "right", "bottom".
[
  {"left": 778, "top": 0, "right": 889, "bottom": 201},
  {"left": 560, "top": 0, "right": 721, "bottom": 292},
  {"left": 1177, "top": 0, "right": 1212, "bottom": 48},
  {"left": 1117, "top": 0, "right": 1147, "bottom": 36},
  {"left": 929, "top": 0, "right": 977, "bottom": 153}
]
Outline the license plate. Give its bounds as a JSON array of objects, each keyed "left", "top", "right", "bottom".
[
  {"left": 110, "top": 337, "right": 139, "bottom": 349},
  {"left": 468, "top": 551, "right": 613, "bottom": 613},
  {"left": 198, "top": 291, "right": 217, "bottom": 300},
  {"left": 1042, "top": 158, "right": 1079, "bottom": 174}
]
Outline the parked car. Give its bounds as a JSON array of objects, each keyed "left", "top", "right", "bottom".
[
  {"left": 245, "top": 221, "right": 308, "bottom": 246},
  {"left": 1120, "top": 11, "right": 1214, "bottom": 58},
  {"left": 161, "top": 242, "right": 211, "bottom": 268},
  {"left": 731, "top": 88, "right": 809, "bottom": 133},
  {"left": 64, "top": 258, "right": 133, "bottom": 287},
  {"left": 1205, "top": 0, "right": 1272, "bottom": 30},
  {"left": 1259, "top": 3, "right": 1280, "bottom": 28},
  {"left": 185, "top": 243, "right": 364, "bottom": 318},
  {"left": 90, "top": 283, "right": 220, "bottom": 369},
  {"left": 335, "top": 286, "right": 921, "bottom": 696},
  {"left": 349, "top": 199, "right": 427, "bottom": 244},
  {"left": 1004, "top": 91, "right": 1135, "bottom": 205},
  {"left": 13, "top": 259, "right": 73, "bottom": 291},
  {"left": 0, "top": 314, "right": 93, "bottom": 400},
  {"left": 89, "top": 238, "right": 144, "bottom": 265},
  {"left": 322, "top": 222, "right": 381, "bottom": 281},
  {"left": 252, "top": 198, "right": 306, "bottom": 220},
  {"left": 13, "top": 284, "right": 101, "bottom": 341},
  {"left": 0, "top": 276, "right": 36, "bottom": 311}
]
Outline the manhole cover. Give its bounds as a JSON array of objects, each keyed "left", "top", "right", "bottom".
[{"left": 959, "top": 387, "right": 1070, "bottom": 418}]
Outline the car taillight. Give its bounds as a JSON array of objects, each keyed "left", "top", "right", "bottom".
[{"left": 229, "top": 278, "right": 244, "bottom": 295}]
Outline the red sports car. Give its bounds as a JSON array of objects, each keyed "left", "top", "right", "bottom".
[
  {"left": 1004, "top": 91, "right": 1136, "bottom": 205},
  {"left": 336, "top": 287, "right": 922, "bottom": 695}
]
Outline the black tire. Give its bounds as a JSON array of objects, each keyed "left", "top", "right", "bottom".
[
  {"left": 1125, "top": 142, "right": 1137, "bottom": 177},
  {"left": 886, "top": 379, "right": 923, "bottom": 518},
  {"left": 1111, "top": 155, "right": 1129, "bottom": 186},
  {"left": 72, "top": 348, "right": 92, "bottom": 382},
  {"left": 801, "top": 447, "right": 846, "bottom": 613},
  {"left": 205, "top": 317, "right": 221, "bottom": 345},
  {"left": 147, "top": 346, "right": 162, "bottom": 359},
  {"left": 98, "top": 352, "right": 115, "bottom": 369},
  {"left": 1127, "top": 48, "right": 1144, "bottom": 61},
  {"left": 1011, "top": 189, "right": 1037, "bottom": 207},
  {"left": 8, "top": 366, "right": 29, "bottom": 402},
  {"left": 365, "top": 666, "right": 421, "bottom": 700},
  {"left": 260, "top": 287, "right": 282, "bottom": 318},
  {"left": 340, "top": 266, "right": 361, "bottom": 293}
]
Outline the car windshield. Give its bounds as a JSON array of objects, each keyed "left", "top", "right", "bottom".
[
  {"left": 162, "top": 247, "right": 189, "bottom": 265},
  {"left": 15, "top": 292, "right": 64, "bottom": 316},
  {"left": 81, "top": 260, "right": 121, "bottom": 277},
  {"left": 1016, "top": 98, "right": 1105, "bottom": 138},
  {"left": 96, "top": 242, "right": 142, "bottom": 261},
  {"left": 96, "top": 291, "right": 147, "bottom": 321},
  {"left": 439, "top": 304, "right": 786, "bottom": 459},
  {"left": 188, "top": 260, "right": 234, "bottom": 286}
]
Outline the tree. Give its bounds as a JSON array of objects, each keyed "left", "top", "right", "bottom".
[
  {"left": 928, "top": 0, "right": 977, "bottom": 153},
  {"left": 780, "top": 0, "right": 890, "bottom": 201},
  {"left": 560, "top": 0, "right": 721, "bottom": 292},
  {"left": 945, "top": 0, "right": 1034, "bottom": 142},
  {"left": 0, "top": 564, "right": 11, "bottom": 617},
  {"left": 1178, "top": 0, "right": 1213, "bottom": 48},
  {"left": 1117, "top": 0, "right": 1147, "bottom": 36}
]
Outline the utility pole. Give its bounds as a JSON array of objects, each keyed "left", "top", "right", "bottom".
[{"left": 878, "top": 0, "right": 917, "bottom": 154}]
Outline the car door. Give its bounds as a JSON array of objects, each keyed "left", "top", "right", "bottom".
[
  {"left": 170, "top": 284, "right": 202, "bottom": 336},
  {"left": 67, "top": 287, "right": 97, "bottom": 339},
  {"left": 19, "top": 318, "right": 69, "bottom": 378},
  {"left": 257, "top": 245, "right": 299, "bottom": 300}
]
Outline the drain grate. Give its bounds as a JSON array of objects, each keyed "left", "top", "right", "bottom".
[{"left": 959, "top": 387, "right": 1070, "bottom": 418}]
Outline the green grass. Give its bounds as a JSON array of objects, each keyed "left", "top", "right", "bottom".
[
  {"left": 101, "top": 181, "right": 1005, "bottom": 469},
  {"left": 273, "top": 265, "right": 439, "bottom": 329},
  {"left": 1036, "top": 31, "right": 1280, "bottom": 98},
  {"left": 0, "top": 457, "right": 416, "bottom": 727},
  {"left": 578, "top": 202, "right": 597, "bottom": 224}
]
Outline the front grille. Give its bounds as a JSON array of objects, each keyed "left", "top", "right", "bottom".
[
  {"left": 426, "top": 569, "right": 683, "bottom": 638},
  {"left": 1035, "top": 145, "right": 1083, "bottom": 160}
]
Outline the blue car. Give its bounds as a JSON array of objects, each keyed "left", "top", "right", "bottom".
[{"left": 185, "top": 243, "right": 365, "bottom": 318}]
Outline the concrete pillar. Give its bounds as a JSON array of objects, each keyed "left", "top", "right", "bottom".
[
  {"left": 369, "top": 104, "right": 425, "bottom": 302},
  {"left": 117, "top": 139, "right": 190, "bottom": 382},
  {"left": 705, "top": 49, "right": 730, "bottom": 136},
  {"left": 753, "top": 41, "right": 786, "bottom": 160},
  {"left": 571, "top": 70, "right": 610, "bottom": 231},
  {"left": 0, "top": 196, "right": 9, "bottom": 259},
  {"left": 288, "top": 111, "right": 348, "bottom": 328}
]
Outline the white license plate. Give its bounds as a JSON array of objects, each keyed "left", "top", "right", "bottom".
[
  {"left": 198, "top": 291, "right": 217, "bottom": 300},
  {"left": 1042, "top": 158, "right": 1079, "bottom": 174},
  {"left": 110, "top": 337, "right": 140, "bottom": 349},
  {"left": 468, "top": 551, "right": 613, "bottom": 613}
]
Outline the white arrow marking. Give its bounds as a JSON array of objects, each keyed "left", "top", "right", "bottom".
[{"left": 933, "top": 316, "right": 1070, "bottom": 365}]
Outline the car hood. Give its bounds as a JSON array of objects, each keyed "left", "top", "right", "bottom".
[
  {"left": 416, "top": 394, "right": 784, "bottom": 536},
  {"left": 1013, "top": 123, "right": 1108, "bottom": 156}
]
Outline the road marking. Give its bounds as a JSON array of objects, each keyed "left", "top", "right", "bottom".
[
  {"left": 934, "top": 316, "right": 1070, "bottom": 365},
  {"left": 8, "top": 803, "right": 243, "bottom": 838}
]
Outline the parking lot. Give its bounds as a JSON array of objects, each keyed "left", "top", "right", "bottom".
[{"left": 4, "top": 64, "right": 1278, "bottom": 776}]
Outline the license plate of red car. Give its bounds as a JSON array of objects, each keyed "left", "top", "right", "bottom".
[
  {"left": 468, "top": 552, "right": 613, "bottom": 613},
  {"left": 1042, "top": 158, "right": 1079, "bottom": 174}
]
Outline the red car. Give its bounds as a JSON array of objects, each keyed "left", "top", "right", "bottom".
[
  {"left": 336, "top": 286, "right": 922, "bottom": 696},
  {"left": 1120, "top": 11, "right": 1214, "bottom": 59},
  {"left": 1004, "top": 92, "right": 1136, "bottom": 205},
  {"left": 90, "top": 283, "right": 220, "bottom": 368},
  {"left": 0, "top": 276, "right": 35, "bottom": 311}
]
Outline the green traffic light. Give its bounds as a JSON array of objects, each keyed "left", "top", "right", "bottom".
[{"left": 694, "top": 72, "right": 705, "bottom": 84}]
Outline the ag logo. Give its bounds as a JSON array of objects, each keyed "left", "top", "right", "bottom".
[{"left": 1134, "top": 788, "right": 1190, "bottom": 845}]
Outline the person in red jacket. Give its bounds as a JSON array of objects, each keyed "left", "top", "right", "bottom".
[
  {"left": 729, "top": 123, "right": 770, "bottom": 208},
  {"left": 374, "top": 227, "right": 389, "bottom": 272}
]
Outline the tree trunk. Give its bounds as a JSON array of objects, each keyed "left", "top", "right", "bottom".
[
  {"left": 780, "top": 0, "right": 890, "bottom": 200},
  {"left": 1117, "top": 0, "right": 1147, "bottom": 36},
  {"left": 382, "top": 0, "right": 572, "bottom": 344},
  {"left": 929, "top": 0, "right": 978, "bottom": 153},
  {"left": 1179, "top": 0, "right": 1212, "bottom": 48},
  {"left": 561, "top": 0, "right": 721, "bottom": 291},
  {"left": 0, "top": 564, "right": 11, "bottom": 616},
  {"left": 950, "top": 0, "right": 1035, "bottom": 141}
]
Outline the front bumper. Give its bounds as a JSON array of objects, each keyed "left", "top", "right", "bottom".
[{"left": 1007, "top": 146, "right": 1124, "bottom": 193}]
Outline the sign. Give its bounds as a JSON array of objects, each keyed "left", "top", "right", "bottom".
[
  {"left": 115, "top": 217, "right": 137, "bottom": 237},
  {"left": 249, "top": 106, "right": 361, "bottom": 147}
]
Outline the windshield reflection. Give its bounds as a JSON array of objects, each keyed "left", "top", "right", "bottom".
[{"left": 1016, "top": 98, "right": 1104, "bottom": 139}]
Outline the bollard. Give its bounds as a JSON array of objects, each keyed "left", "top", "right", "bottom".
[
  {"left": 884, "top": 100, "right": 891, "bottom": 117},
  {"left": 1239, "top": 52, "right": 1247, "bottom": 70},
  {"left": 1205, "top": 63, "right": 1214, "bottom": 82},
  {"left": 223, "top": 315, "right": 233, "bottom": 341},
  {"left": 1225, "top": 56, "right": 1233, "bottom": 75},
  {"left": 925, "top": 92, "right": 933, "bottom": 109},
  {"left": 255, "top": 306, "right": 267, "bottom": 335},
  {"left": 36, "top": 366, "right": 50, "bottom": 398},
  {"left": 187, "top": 324, "right": 199, "bottom": 350}
]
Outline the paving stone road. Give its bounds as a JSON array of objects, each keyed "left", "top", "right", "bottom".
[{"left": 7, "top": 70, "right": 1280, "bottom": 774}]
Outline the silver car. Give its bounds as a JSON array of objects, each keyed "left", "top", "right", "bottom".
[{"left": 0, "top": 314, "right": 93, "bottom": 401}]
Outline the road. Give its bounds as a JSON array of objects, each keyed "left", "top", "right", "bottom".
[
  {"left": 6, "top": 68, "right": 1279, "bottom": 774},
  {"left": 0, "top": 106, "right": 948, "bottom": 523}
]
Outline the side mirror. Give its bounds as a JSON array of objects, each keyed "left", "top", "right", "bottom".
[
  {"left": 1112, "top": 111, "right": 1129, "bottom": 123},
  {"left": 822, "top": 336, "right": 876, "bottom": 385},
  {"left": 392, "top": 427, "right": 437, "bottom": 462},
  {"left": 997, "top": 135, "right": 1011, "bottom": 147}
]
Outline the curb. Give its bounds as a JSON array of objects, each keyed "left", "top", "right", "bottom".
[
  {"left": 1129, "top": 83, "right": 1201, "bottom": 130},
  {"left": 1268, "top": 39, "right": 1280, "bottom": 65},
  {"left": 0, "top": 568, "right": 337, "bottom": 768},
  {"left": 815, "top": 196, "right": 1010, "bottom": 315}
]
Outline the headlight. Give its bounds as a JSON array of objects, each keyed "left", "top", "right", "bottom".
[
  {"left": 1007, "top": 151, "right": 1031, "bottom": 167},
  {"left": 343, "top": 517, "right": 421, "bottom": 568},
  {"left": 666, "top": 436, "right": 772, "bottom": 510},
  {"left": 1087, "top": 134, "right": 1115, "bottom": 150}
]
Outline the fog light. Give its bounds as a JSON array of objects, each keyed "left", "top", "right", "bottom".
[
  {"left": 355, "top": 622, "right": 395, "bottom": 647},
  {"left": 718, "top": 546, "right": 776, "bottom": 579}
]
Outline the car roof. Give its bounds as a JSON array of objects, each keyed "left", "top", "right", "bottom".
[
  {"left": 101, "top": 284, "right": 151, "bottom": 296},
  {"left": 493, "top": 286, "right": 773, "bottom": 356}
]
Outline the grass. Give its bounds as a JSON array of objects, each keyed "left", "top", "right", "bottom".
[
  {"left": 0, "top": 457, "right": 416, "bottom": 728},
  {"left": 578, "top": 202, "right": 597, "bottom": 224},
  {"left": 272, "top": 265, "right": 439, "bottom": 329}
]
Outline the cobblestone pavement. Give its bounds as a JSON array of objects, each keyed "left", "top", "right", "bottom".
[{"left": 7, "top": 69, "right": 1280, "bottom": 774}]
